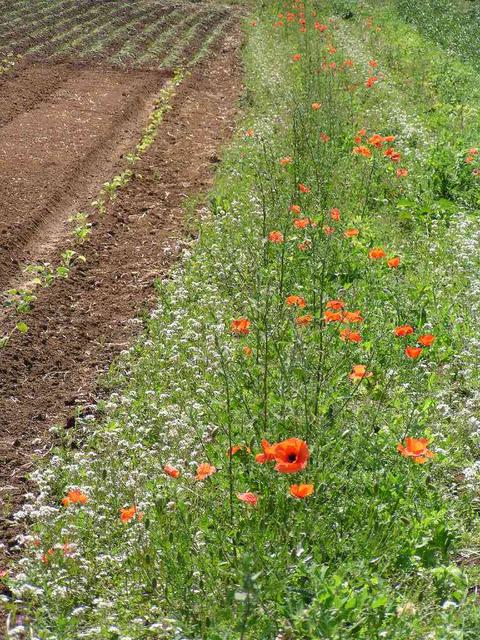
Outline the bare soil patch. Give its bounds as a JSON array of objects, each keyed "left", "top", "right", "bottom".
[{"left": 0, "top": 28, "right": 242, "bottom": 588}]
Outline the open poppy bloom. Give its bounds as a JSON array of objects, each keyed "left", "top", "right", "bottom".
[
  {"left": 324, "top": 310, "right": 342, "bottom": 322},
  {"left": 320, "top": 132, "right": 331, "bottom": 143},
  {"left": 340, "top": 328, "right": 362, "bottom": 343},
  {"left": 299, "top": 183, "right": 311, "bottom": 193},
  {"left": 311, "top": 102, "right": 322, "bottom": 110},
  {"left": 290, "top": 204, "right": 301, "bottom": 215},
  {"left": 294, "top": 217, "right": 310, "bottom": 229},
  {"left": 342, "top": 310, "right": 363, "bottom": 323},
  {"left": 368, "top": 59, "right": 378, "bottom": 68},
  {"left": 255, "top": 439, "right": 277, "bottom": 464},
  {"left": 228, "top": 445, "right": 251, "bottom": 457},
  {"left": 280, "top": 156, "right": 293, "bottom": 165},
  {"left": 418, "top": 334, "right": 435, "bottom": 347},
  {"left": 296, "top": 314, "right": 313, "bottom": 326},
  {"left": 237, "top": 492, "right": 258, "bottom": 506},
  {"left": 62, "top": 489, "right": 88, "bottom": 507},
  {"left": 290, "top": 484, "right": 314, "bottom": 499},
  {"left": 365, "top": 75, "right": 378, "bottom": 88},
  {"left": 395, "top": 324, "right": 414, "bottom": 337},
  {"left": 330, "top": 208, "right": 340, "bottom": 221},
  {"left": 164, "top": 464, "right": 180, "bottom": 478},
  {"left": 353, "top": 145, "right": 372, "bottom": 158},
  {"left": 245, "top": 129, "right": 254, "bottom": 137},
  {"left": 120, "top": 505, "right": 143, "bottom": 523},
  {"left": 268, "top": 230, "right": 284, "bottom": 243},
  {"left": 231, "top": 318, "right": 251, "bottom": 336},
  {"left": 396, "top": 168, "right": 408, "bottom": 177},
  {"left": 196, "top": 463, "right": 216, "bottom": 481},
  {"left": 286, "top": 295, "right": 306, "bottom": 308},
  {"left": 273, "top": 438, "right": 309, "bottom": 473},
  {"left": 369, "top": 247, "right": 386, "bottom": 259},
  {"left": 326, "top": 299, "right": 345, "bottom": 310},
  {"left": 405, "top": 346, "right": 422, "bottom": 359},
  {"left": 323, "top": 225, "right": 335, "bottom": 235},
  {"left": 292, "top": 53, "right": 302, "bottom": 62},
  {"left": 397, "top": 437, "right": 434, "bottom": 464},
  {"left": 387, "top": 256, "right": 401, "bottom": 268},
  {"left": 349, "top": 364, "right": 373, "bottom": 381},
  {"left": 344, "top": 228, "right": 359, "bottom": 237}
]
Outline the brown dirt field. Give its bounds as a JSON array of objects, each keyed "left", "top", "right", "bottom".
[
  {"left": 0, "top": 25, "right": 242, "bottom": 610},
  {"left": 0, "top": 62, "right": 172, "bottom": 291}
]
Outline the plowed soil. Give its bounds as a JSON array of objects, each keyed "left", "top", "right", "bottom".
[{"left": 0, "top": 28, "right": 242, "bottom": 581}]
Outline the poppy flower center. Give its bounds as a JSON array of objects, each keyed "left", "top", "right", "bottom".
[{"left": 288, "top": 453, "right": 297, "bottom": 462}]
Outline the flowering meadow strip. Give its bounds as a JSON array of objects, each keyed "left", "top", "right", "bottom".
[{"left": 3, "top": 1, "right": 480, "bottom": 638}]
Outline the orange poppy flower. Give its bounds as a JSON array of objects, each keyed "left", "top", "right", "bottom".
[
  {"left": 324, "top": 310, "right": 342, "bottom": 322},
  {"left": 405, "top": 346, "right": 422, "bottom": 359},
  {"left": 299, "top": 183, "right": 311, "bottom": 193},
  {"left": 245, "top": 128, "right": 254, "bottom": 137},
  {"left": 290, "top": 204, "right": 301, "bottom": 215},
  {"left": 297, "top": 241, "right": 311, "bottom": 251},
  {"left": 397, "top": 437, "right": 434, "bottom": 464},
  {"left": 327, "top": 46, "right": 337, "bottom": 54},
  {"left": 62, "top": 489, "right": 88, "bottom": 507},
  {"left": 292, "top": 54, "right": 302, "bottom": 62},
  {"left": 120, "top": 505, "right": 143, "bottom": 523},
  {"left": 237, "top": 492, "right": 258, "bottom": 506},
  {"left": 395, "top": 325, "right": 414, "bottom": 337},
  {"left": 268, "top": 230, "right": 284, "bottom": 243},
  {"left": 343, "top": 58, "right": 354, "bottom": 68},
  {"left": 369, "top": 247, "right": 386, "bottom": 259},
  {"left": 387, "top": 256, "right": 401, "bottom": 268},
  {"left": 342, "top": 310, "right": 363, "bottom": 323},
  {"left": 290, "top": 484, "right": 314, "bottom": 499},
  {"left": 323, "top": 225, "right": 335, "bottom": 235},
  {"left": 340, "top": 328, "right": 362, "bottom": 343},
  {"left": 396, "top": 168, "right": 408, "bottom": 177},
  {"left": 286, "top": 295, "right": 306, "bottom": 308},
  {"left": 368, "top": 59, "right": 378, "bottom": 68},
  {"left": 383, "top": 135, "right": 396, "bottom": 143},
  {"left": 228, "top": 445, "right": 251, "bottom": 457},
  {"left": 468, "top": 147, "right": 478, "bottom": 155},
  {"left": 243, "top": 345, "right": 253, "bottom": 357},
  {"left": 273, "top": 438, "right": 309, "bottom": 473},
  {"left": 255, "top": 439, "right": 277, "bottom": 463},
  {"left": 315, "top": 22, "right": 328, "bottom": 31},
  {"left": 294, "top": 217, "right": 310, "bottom": 229},
  {"left": 349, "top": 364, "right": 373, "bottom": 381},
  {"left": 418, "top": 334, "right": 435, "bottom": 347},
  {"left": 319, "top": 132, "right": 331, "bottom": 143},
  {"left": 195, "top": 463, "right": 216, "bottom": 481},
  {"left": 296, "top": 314, "right": 313, "bottom": 326},
  {"left": 357, "top": 128, "right": 367, "bottom": 137},
  {"left": 280, "top": 156, "right": 293, "bottom": 165},
  {"left": 353, "top": 145, "right": 372, "bottom": 158},
  {"left": 330, "top": 208, "right": 340, "bottom": 221},
  {"left": 368, "top": 133, "right": 384, "bottom": 148},
  {"left": 311, "top": 102, "right": 322, "bottom": 110},
  {"left": 365, "top": 76, "right": 378, "bottom": 88},
  {"left": 231, "top": 318, "right": 251, "bottom": 336},
  {"left": 164, "top": 464, "right": 180, "bottom": 478},
  {"left": 465, "top": 155, "right": 474, "bottom": 164},
  {"left": 344, "top": 228, "right": 359, "bottom": 237},
  {"left": 326, "top": 299, "right": 345, "bottom": 310}
]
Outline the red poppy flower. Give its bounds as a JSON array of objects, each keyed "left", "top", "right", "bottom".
[
  {"left": 323, "top": 225, "right": 335, "bottom": 235},
  {"left": 418, "top": 334, "right": 435, "bottom": 347},
  {"left": 290, "top": 484, "right": 314, "bottom": 499},
  {"left": 268, "top": 230, "right": 284, "bottom": 243},
  {"left": 395, "top": 325, "right": 414, "bottom": 337},
  {"left": 120, "top": 505, "right": 143, "bottom": 523},
  {"left": 296, "top": 314, "right": 313, "bottom": 326},
  {"left": 195, "top": 463, "right": 216, "bottom": 481},
  {"left": 273, "top": 438, "right": 309, "bottom": 473},
  {"left": 349, "top": 364, "right": 373, "bottom": 381},
  {"left": 342, "top": 310, "right": 363, "bottom": 323},
  {"left": 340, "top": 328, "right": 362, "bottom": 343},
  {"left": 231, "top": 318, "right": 251, "bottom": 336},
  {"left": 62, "top": 489, "right": 88, "bottom": 507},
  {"left": 286, "top": 295, "right": 306, "bottom": 308},
  {"left": 387, "top": 256, "right": 400, "bottom": 268},
  {"left": 330, "top": 208, "right": 341, "bottom": 221},
  {"left": 353, "top": 145, "right": 372, "bottom": 158},
  {"left": 299, "top": 183, "right": 311, "bottom": 193},
  {"left": 320, "top": 132, "right": 331, "bottom": 143},
  {"left": 297, "top": 241, "right": 310, "bottom": 251},
  {"left": 324, "top": 310, "right": 342, "bottom": 322},
  {"left": 396, "top": 168, "right": 408, "bottom": 177},
  {"left": 397, "top": 437, "right": 434, "bottom": 464},
  {"left": 368, "top": 133, "right": 384, "bottom": 147},
  {"left": 365, "top": 76, "right": 378, "bottom": 88},
  {"left": 326, "top": 299, "right": 345, "bottom": 310},
  {"left": 280, "top": 156, "right": 293, "bottom": 165},
  {"left": 344, "top": 228, "right": 359, "bottom": 237},
  {"left": 405, "top": 346, "right": 422, "bottom": 359},
  {"left": 292, "top": 54, "right": 302, "bottom": 62},
  {"left": 311, "top": 102, "right": 322, "bottom": 110},
  {"left": 164, "top": 464, "right": 180, "bottom": 478},
  {"left": 368, "top": 59, "right": 378, "bottom": 68},
  {"left": 369, "top": 247, "right": 386, "bottom": 259},
  {"left": 237, "top": 492, "right": 258, "bottom": 506},
  {"left": 294, "top": 217, "right": 310, "bottom": 229},
  {"left": 255, "top": 439, "right": 276, "bottom": 464},
  {"left": 290, "top": 204, "right": 301, "bottom": 215}
]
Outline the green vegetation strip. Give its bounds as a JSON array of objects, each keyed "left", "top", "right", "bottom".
[{"left": 3, "top": 1, "right": 480, "bottom": 638}]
